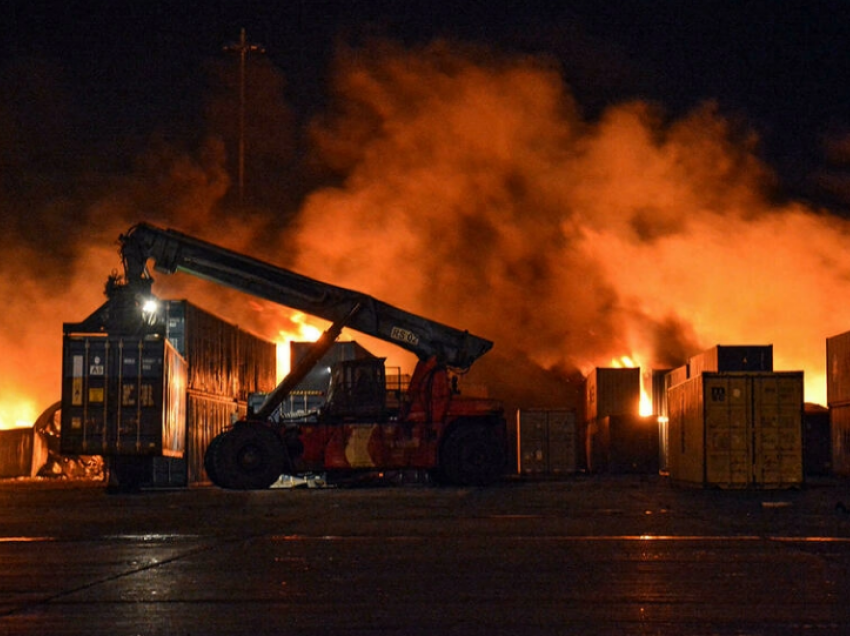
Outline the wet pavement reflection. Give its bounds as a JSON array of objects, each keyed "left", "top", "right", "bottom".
[{"left": 1, "top": 475, "right": 850, "bottom": 635}]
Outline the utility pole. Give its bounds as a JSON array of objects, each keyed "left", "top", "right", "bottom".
[{"left": 224, "top": 28, "right": 265, "bottom": 205}]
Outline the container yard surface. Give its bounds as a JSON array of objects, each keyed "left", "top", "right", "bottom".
[{"left": 2, "top": 474, "right": 850, "bottom": 635}]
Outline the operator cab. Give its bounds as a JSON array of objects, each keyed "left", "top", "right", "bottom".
[{"left": 324, "top": 358, "right": 387, "bottom": 420}]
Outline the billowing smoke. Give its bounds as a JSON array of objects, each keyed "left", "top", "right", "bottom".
[
  {"left": 291, "top": 40, "right": 850, "bottom": 405},
  {"left": 3, "top": 37, "right": 850, "bottom": 426}
]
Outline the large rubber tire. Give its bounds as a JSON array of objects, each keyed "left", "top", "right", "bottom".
[
  {"left": 438, "top": 424, "right": 505, "bottom": 487},
  {"left": 203, "top": 431, "right": 229, "bottom": 485},
  {"left": 211, "top": 423, "right": 286, "bottom": 490}
]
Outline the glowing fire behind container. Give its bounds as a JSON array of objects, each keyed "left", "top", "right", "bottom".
[
  {"left": 0, "top": 401, "right": 38, "bottom": 431},
  {"left": 276, "top": 312, "right": 325, "bottom": 381},
  {"left": 610, "top": 356, "right": 653, "bottom": 416}
]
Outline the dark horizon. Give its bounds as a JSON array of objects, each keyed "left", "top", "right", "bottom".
[{"left": 3, "top": 1, "right": 850, "bottom": 210}]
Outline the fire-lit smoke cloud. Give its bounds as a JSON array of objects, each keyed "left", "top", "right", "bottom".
[
  {"left": 292, "top": 40, "right": 850, "bottom": 405},
  {"left": 3, "top": 37, "right": 850, "bottom": 425}
]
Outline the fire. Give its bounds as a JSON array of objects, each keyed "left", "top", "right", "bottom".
[
  {"left": 638, "top": 385, "right": 653, "bottom": 418},
  {"left": 614, "top": 355, "right": 637, "bottom": 368},
  {"left": 611, "top": 355, "right": 654, "bottom": 417},
  {"left": 0, "top": 399, "right": 38, "bottom": 431},
  {"left": 275, "top": 312, "right": 326, "bottom": 380}
]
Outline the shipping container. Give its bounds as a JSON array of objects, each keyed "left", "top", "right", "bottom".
[
  {"left": 830, "top": 404, "right": 850, "bottom": 477},
  {"left": 164, "top": 301, "right": 276, "bottom": 400},
  {"left": 0, "top": 427, "right": 40, "bottom": 478},
  {"left": 516, "top": 409, "right": 578, "bottom": 476},
  {"left": 688, "top": 345, "right": 773, "bottom": 377},
  {"left": 667, "top": 372, "right": 803, "bottom": 488},
  {"left": 586, "top": 414, "right": 660, "bottom": 474},
  {"left": 665, "top": 365, "right": 689, "bottom": 390},
  {"left": 104, "top": 392, "right": 248, "bottom": 487},
  {"left": 803, "top": 404, "right": 831, "bottom": 476},
  {"left": 61, "top": 299, "right": 278, "bottom": 487},
  {"left": 186, "top": 392, "right": 247, "bottom": 484},
  {"left": 826, "top": 330, "right": 850, "bottom": 407},
  {"left": 584, "top": 368, "right": 640, "bottom": 424},
  {"left": 60, "top": 335, "right": 188, "bottom": 457}
]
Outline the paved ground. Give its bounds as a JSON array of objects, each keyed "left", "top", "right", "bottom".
[{"left": 2, "top": 474, "right": 850, "bottom": 635}]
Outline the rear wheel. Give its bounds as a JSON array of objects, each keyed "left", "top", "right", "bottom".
[
  {"left": 211, "top": 422, "right": 286, "bottom": 490},
  {"left": 439, "top": 424, "right": 505, "bottom": 486}
]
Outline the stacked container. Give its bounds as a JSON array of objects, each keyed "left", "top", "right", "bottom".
[
  {"left": 688, "top": 345, "right": 773, "bottom": 377},
  {"left": 584, "top": 368, "right": 640, "bottom": 424},
  {"left": 666, "top": 344, "right": 803, "bottom": 488},
  {"left": 583, "top": 368, "right": 641, "bottom": 472},
  {"left": 61, "top": 299, "right": 277, "bottom": 487}
]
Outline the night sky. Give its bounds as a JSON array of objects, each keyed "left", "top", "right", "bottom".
[{"left": 3, "top": 1, "right": 850, "bottom": 211}]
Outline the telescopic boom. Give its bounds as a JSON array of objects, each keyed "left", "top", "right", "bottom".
[{"left": 119, "top": 222, "right": 492, "bottom": 370}]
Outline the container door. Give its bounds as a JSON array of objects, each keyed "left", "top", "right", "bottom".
[
  {"left": 704, "top": 376, "right": 751, "bottom": 487},
  {"left": 516, "top": 410, "right": 549, "bottom": 475},
  {"left": 751, "top": 374, "right": 803, "bottom": 487},
  {"left": 115, "top": 339, "right": 166, "bottom": 454},
  {"left": 61, "top": 337, "right": 110, "bottom": 455},
  {"left": 548, "top": 410, "right": 577, "bottom": 474}
]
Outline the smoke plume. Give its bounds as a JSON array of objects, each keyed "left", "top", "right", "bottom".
[
  {"left": 291, "top": 40, "right": 850, "bottom": 406},
  {"left": 3, "top": 37, "right": 850, "bottom": 425}
]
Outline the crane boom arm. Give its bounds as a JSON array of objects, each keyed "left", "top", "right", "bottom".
[{"left": 119, "top": 222, "right": 492, "bottom": 369}]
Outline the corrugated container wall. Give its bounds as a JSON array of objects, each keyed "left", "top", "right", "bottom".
[
  {"left": 667, "top": 372, "right": 803, "bottom": 488},
  {"left": 165, "top": 301, "right": 276, "bottom": 401},
  {"left": 165, "top": 301, "right": 276, "bottom": 485},
  {"left": 187, "top": 393, "right": 247, "bottom": 484},
  {"left": 516, "top": 409, "right": 578, "bottom": 476},
  {"left": 826, "top": 330, "right": 850, "bottom": 407},
  {"left": 688, "top": 345, "right": 773, "bottom": 377},
  {"left": 830, "top": 404, "right": 850, "bottom": 476},
  {"left": 584, "top": 368, "right": 640, "bottom": 424},
  {"left": 665, "top": 365, "right": 689, "bottom": 390}
]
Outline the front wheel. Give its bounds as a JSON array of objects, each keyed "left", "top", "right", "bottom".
[
  {"left": 438, "top": 424, "right": 505, "bottom": 487},
  {"left": 210, "top": 422, "right": 286, "bottom": 490}
]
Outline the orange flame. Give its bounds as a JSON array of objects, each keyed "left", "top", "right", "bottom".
[
  {"left": 275, "top": 312, "right": 326, "bottom": 380},
  {"left": 610, "top": 355, "right": 654, "bottom": 417}
]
